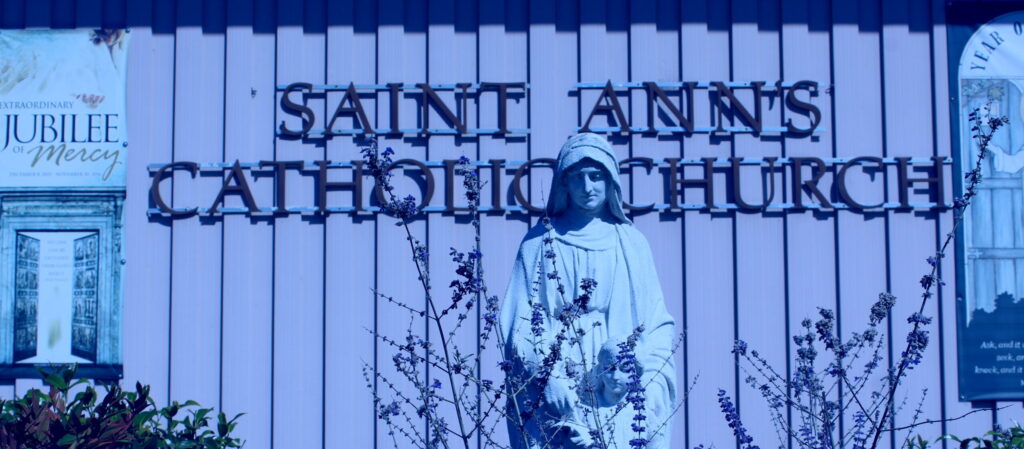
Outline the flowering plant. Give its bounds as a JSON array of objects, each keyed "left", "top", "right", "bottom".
[{"left": 718, "top": 107, "right": 1008, "bottom": 449}]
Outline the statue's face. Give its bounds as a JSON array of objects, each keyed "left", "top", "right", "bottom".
[
  {"left": 563, "top": 159, "right": 609, "bottom": 215},
  {"left": 602, "top": 364, "right": 630, "bottom": 396}
]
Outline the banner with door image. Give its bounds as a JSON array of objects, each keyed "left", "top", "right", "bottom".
[{"left": 0, "top": 29, "right": 129, "bottom": 379}]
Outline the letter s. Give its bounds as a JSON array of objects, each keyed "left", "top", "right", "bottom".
[
  {"left": 785, "top": 80, "right": 822, "bottom": 135},
  {"left": 279, "top": 82, "right": 315, "bottom": 137}
]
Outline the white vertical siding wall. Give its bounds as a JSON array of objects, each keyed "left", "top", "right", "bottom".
[
  {"left": 680, "top": 1, "right": 736, "bottom": 447},
  {"left": 324, "top": 2, "right": 377, "bottom": 449},
  {"left": 883, "top": 1, "right": 942, "bottom": 445},
  {"left": 375, "top": 1, "right": 429, "bottom": 448},
  {"left": 479, "top": 4, "right": 529, "bottom": 448},
  {"left": 273, "top": 1, "right": 326, "bottom": 446},
  {"left": 170, "top": 0, "right": 224, "bottom": 419},
  {"left": 221, "top": 2, "right": 276, "bottom": 449},
  {"left": 629, "top": 1, "right": 686, "bottom": 446},
  {"left": 782, "top": 0, "right": 838, "bottom": 447},
  {"left": 122, "top": 1, "right": 174, "bottom": 420},
  {"left": 732, "top": 1, "right": 787, "bottom": 447},
  {"left": 832, "top": 0, "right": 892, "bottom": 446},
  {"left": 0, "top": 0, "right": 1019, "bottom": 448}
]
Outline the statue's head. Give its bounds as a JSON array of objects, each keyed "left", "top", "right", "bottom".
[
  {"left": 563, "top": 158, "right": 610, "bottom": 215},
  {"left": 546, "top": 133, "right": 630, "bottom": 223},
  {"left": 597, "top": 335, "right": 635, "bottom": 401}
]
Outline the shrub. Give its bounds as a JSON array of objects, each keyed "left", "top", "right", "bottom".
[
  {"left": 0, "top": 364, "right": 244, "bottom": 449},
  {"left": 908, "top": 424, "right": 1024, "bottom": 449}
]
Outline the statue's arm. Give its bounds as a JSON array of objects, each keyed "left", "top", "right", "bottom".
[
  {"left": 499, "top": 237, "right": 563, "bottom": 385},
  {"left": 499, "top": 245, "right": 535, "bottom": 366},
  {"left": 630, "top": 227, "right": 677, "bottom": 363},
  {"left": 631, "top": 228, "right": 678, "bottom": 425}
]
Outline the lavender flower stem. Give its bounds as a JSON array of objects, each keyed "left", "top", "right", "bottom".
[
  {"left": 366, "top": 144, "right": 473, "bottom": 449},
  {"left": 866, "top": 109, "right": 1006, "bottom": 449}
]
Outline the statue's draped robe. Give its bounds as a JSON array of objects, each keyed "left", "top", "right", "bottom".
[{"left": 500, "top": 220, "right": 677, "bottom": 449}]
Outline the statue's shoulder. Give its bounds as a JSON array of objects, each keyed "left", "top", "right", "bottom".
[
  {"left": 606, "top": 221, "right": 638, "bottom": 238},
  {"left": 613, "top": 222, "right": 654, "bottom": 253}
]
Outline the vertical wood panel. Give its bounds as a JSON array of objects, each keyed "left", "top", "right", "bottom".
[
  {"left": 427, "top": 2, "right": 480, "bottom": 446},
  {"left": 576, "top": 0, "right": 643, "bottom": 445},
  {"left": 1, "top": 0, "right": 22, "bottom": 28},
  {"left": 375, "top": 0, "right": 428, "bottom": 445},
  {"left": 680, "top": 0, "right": 736, "bottom": 446},
  {"left": 629, "top": 0, "right": 685, "bottom": 446},
  {"left": 579, "top": 0, "right": 628, "bottom": 161},
  {"left": 833, "top": 0, "right": 891, "bottom": 446},
  {"left": 116, "top": 0, "right": 160, "bottom": 419},
  {"left": 75, "top": 0, "right": 101, "bottom": 27},
  {"left": 732, "top": 1, "right": 789, "bottom": 447},
  {"left": 273, "top": 8, "right": 326, "bottom": 447},
  {"left": 169, "top": 21, "right": 224, "bottom": 417},
  {"left": 53, "top": 0, "right": 74, "bottom": 28},
  {"left": 881, "top": 0, "right": 944, "bottom": 444},
  {"left": 781, "top": 1, "right": 839, "bottom": 448},
  {"left": 122, "top": 25, "right": 173, "bottom": 411},
  {"left": 23, "top": 0, "right": 48, "bottom": 28},
  {"left": 478, "top": 1, "right": 529, "bottom": 445},
  {"left": 221, "top": 6, "right": 275, "bottom": 448},
  {"left": 528, "top": 0, "right": 575, "bottom": 210},
  {"left": 324, "top": 0, "right": 377, "bottom": 447}
]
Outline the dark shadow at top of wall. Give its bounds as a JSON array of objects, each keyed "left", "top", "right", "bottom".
[
  {"left": 947, "top": 0, "right": 1024, "bottom": 26},
  {"left": 0, "top": 0, "right": 942, "bottom": 34}
]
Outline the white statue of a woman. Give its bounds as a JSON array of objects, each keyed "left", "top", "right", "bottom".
[{"left": 500, "top": 133, "right": 677, "bottom": 449}]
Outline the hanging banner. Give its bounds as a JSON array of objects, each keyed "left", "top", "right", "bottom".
[
  {"left": 0, "top": 30, "right": 129, "bottom": 380},
  {"left": 0, "top": 30, "right": 127, "bottom": 187},
  {"left": 956, "top": 11, "right": 1024, "bottom": 402}
]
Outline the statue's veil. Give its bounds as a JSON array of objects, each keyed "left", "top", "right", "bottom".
[{"left": 545, "top": 133, "right": 632, "bottom": 224}]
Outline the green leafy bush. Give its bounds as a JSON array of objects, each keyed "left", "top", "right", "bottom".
[
  {"left": 908, "top": 425, "right": 1024, "bottom": 449},
  {"left": 942, "top": 425, "right": 1024, "bottom": 449},
  {"left": 0, "top": 365, "right": 244, "bottom": 448}
]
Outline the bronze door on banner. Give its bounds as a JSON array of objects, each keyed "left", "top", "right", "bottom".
[
  {"left": 14, "top": 233, "right": 39, "bottom": 362},
  {"left": 72, "top": 233, "right": 99, "bottom": 362}
]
